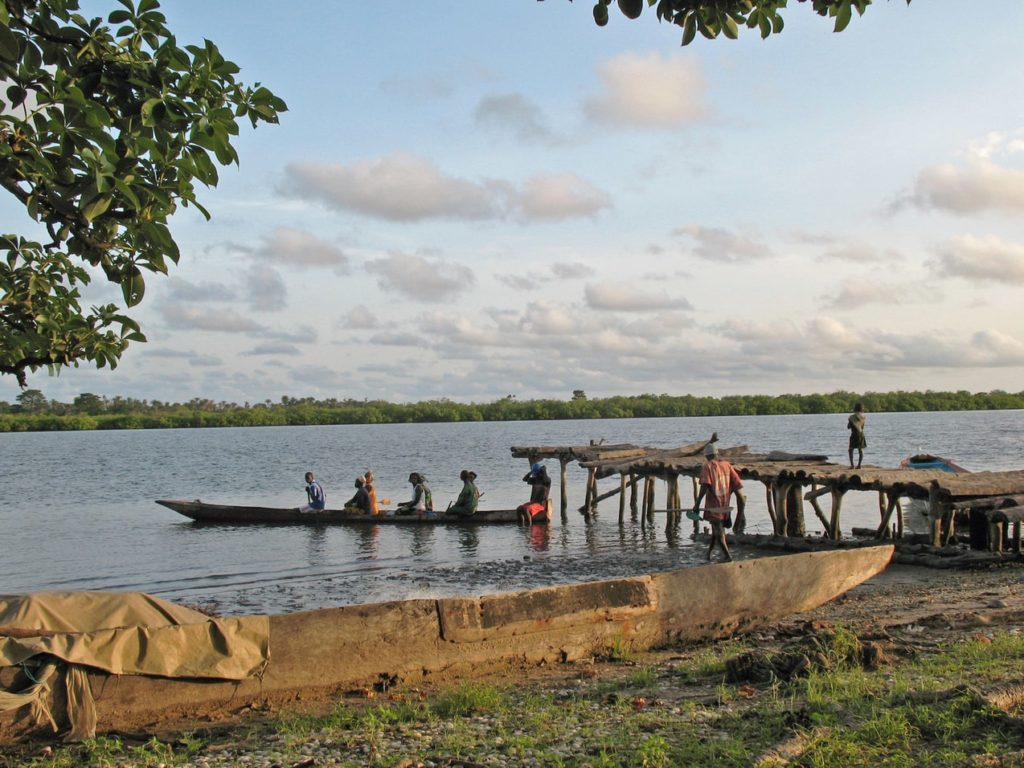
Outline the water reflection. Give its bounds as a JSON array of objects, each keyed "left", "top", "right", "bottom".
[
  {"left": 456, "top": 526, "right": 480, "bottom": 557},
  {"left": 305, "top": 525, "right": 327, "bottom": 565},
  {"left": 354, "top": 525, "right": 380, "bottom": 560},
  {"left": 407, "top": 525, "right": 435, "bottom": 558},
  {"left": 528, "top": 524, "right": 550, "bottom": 552}
]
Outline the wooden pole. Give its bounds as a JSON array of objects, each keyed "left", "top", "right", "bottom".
[
  {"left": 875, "top": 492, "right": 899, "bottom": 539},
  {"left": 765, "top": 482, "right": 778, "bottom": 533},
  {"left": 583, "top": 468, "right": 595, "bottom": 517},
  {"left": 618, "top": 473, "right": 627, "bottom": 524},
  {"left": 786, "top": 484, "right": 805, "bottom": 537},
  {"left": 630, "top": 473, "right": 639, "bottom": 518},
  {"left": 646, "top": 476, "right": 656, "bottom": 524},
  {"left": 559, "top": 456, "right": 569, "bottom": 522},
  {"left": 806, "top": 483, "right": 831, "bottom": 538},
  {"left": 829, "top": 488, "right": 844, "bottom": 541}
]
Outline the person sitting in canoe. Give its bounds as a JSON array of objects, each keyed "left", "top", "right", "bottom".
[
  {"left": 298, "top": 471, "right": 326, "bottom": 514},
  {"left": 448, "top": 470, "right": 480, "bottom": 518},
  {"left": 344, "top": 476, "right": 372, "bottom": 514},
  {"left": 397, "top": 472, "right": 433, "bottom": 516},
  {"left": 517, "top": 463, "right": 551, "bottom": 525},
  {"left": 362, "top": 470, "right": 392, "bottom": 515}
]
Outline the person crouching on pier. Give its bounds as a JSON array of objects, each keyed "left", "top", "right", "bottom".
[
  {"left": 517, "top": 463, "right": 552, "bottom": 525},
  {"left": 693, "top": 444, "right": 742, "bottom": 562}
]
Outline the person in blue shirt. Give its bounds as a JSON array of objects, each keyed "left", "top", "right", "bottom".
[{"left": 299, "top": 471, "right": 326, "bottom": 513}]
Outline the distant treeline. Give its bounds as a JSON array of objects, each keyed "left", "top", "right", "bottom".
[{"left": 1, "top": 389, "right": 1022, "bottom": 433}]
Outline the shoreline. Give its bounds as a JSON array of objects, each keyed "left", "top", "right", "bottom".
[{"left": 4, "top": 560, "right": 1024, "bottom": 766}]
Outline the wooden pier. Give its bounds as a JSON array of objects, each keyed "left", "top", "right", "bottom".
[{"left": 511, "top": 437, "right": 1024, "bottom": 556}]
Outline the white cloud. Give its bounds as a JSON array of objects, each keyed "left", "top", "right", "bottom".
[
  {"left": 264, "top": 325, "right": 318, "bottom": 344},
  {"left": 901, "top": 132, "right": 1024, "bottom": 215},
  {"left": 164, "top": 278, "right": 235, "bottom": 303},
  {"left": 584, "top": 282, "right": 689, "bottom": 312},
  {"left": 364, "top": 252, "right": 474, "bottom": 302},
  {"left": 284, "top": 154, "right": 500, "bottom": 222},
  {"left": 475, "top": 93, "right": 559, "bottom": 144},
  {"left": 514, "top": 173, "right": 611, "bottom": 221},
  {"left": 817, "top": 243, "right": 902, "bottom": 265},
  {"left": 584, "top": 52, "right": 708, "bottom": 128},
  {"left": 283, "top": 154, "right": 610, "bottom": 224},
  {"left": 256, "top": 227, "right": 350, "bottom": 270},
  {"left": 244, "top": 343, "right": 302, "bottom": 356},
  {"left": 822, "top": 277, "right": 932, "bottom": 310},
  {"left": 928, "top": 234, "right": 1024, "bottom": 284},
  {"left": 675, "top": 225, "right": 773, "bottom": 263},
  {"left": 906, "top": 161, "right": 1024, "bottom": 215},
  {"left": 245, "top": 265, "right": 287, "bottom": 310},
  {"left": 497, "top": 274, "right": 541, "bottom": 291},
  {"left": 340, "top": 305, "right": 380, "bottom": 330},
  {"left": 160, "top": 305, "right": 265, "bottom": 333},
  {"left": 552, "top": 262, "right": 595, "bottom": 279}
]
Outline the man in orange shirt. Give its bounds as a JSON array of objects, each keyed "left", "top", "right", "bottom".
[{"left": 693, "top": 443, "right": 743, "bottom": 562}]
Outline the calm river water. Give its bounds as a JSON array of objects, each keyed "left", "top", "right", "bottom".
[{"left": 2, "top": 411, "right": 1022, "bottom": 615}]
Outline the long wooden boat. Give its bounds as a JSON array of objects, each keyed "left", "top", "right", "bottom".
[
  {"left": 156, "top": 498, "right": 520, "bottom": 524},
  {"left": 0, "top": 545, "right": 893, "bottom": 742}
]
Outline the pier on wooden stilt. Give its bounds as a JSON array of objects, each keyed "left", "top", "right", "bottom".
[{"left": 511, "top": 436, "right": 1024, "bottom": 560}]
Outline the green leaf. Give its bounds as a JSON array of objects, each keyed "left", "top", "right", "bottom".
[
  {"left": 723, "top": 13, "right": 739, "bottom": 39},
  {"left": 682, "top": 13, "right": 697, "bottom": 45},
  {"left": 6, "top": 84, "right": 26, "bottom": 107},
  {"left": 121, "top": 267, "right": 145, "bottom": 307},
  {"left": 834, "top": 1, "right": 853, "bottom": 32},
  {"left": 81, "top": 194, "right": 113, "bottom": 223},
  {"left": 0, "top": 24, "right": 18, "bottom": 62}
]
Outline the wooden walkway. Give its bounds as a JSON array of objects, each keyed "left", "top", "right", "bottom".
[{"left": 511, "top": 436, "right": 1024, "bottom": 553}]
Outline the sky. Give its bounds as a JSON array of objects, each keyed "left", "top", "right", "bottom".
[{"left": 4, "top": 0, "right": 1024, "bottom": 406}]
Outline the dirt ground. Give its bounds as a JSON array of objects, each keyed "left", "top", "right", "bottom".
[{"left": 461, "top": 561, "right": 1024, "bottom": 698}]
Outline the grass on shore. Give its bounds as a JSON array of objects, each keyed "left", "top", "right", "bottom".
[{"left": 5, "top": 627, "right": 1024, "bottom": 767}]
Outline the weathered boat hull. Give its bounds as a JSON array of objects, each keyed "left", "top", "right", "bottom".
[
  {"left": 0, "top": 545, "right": 893, "bottom": 741},
  {"left": 156, "top": 499, "right": 519, "bottom": 524}
]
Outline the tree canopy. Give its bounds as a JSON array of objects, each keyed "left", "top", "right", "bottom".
[
  {"left": 0, "top": 0, "right": 285, "bottom": 385},
  {"left": 585, "top": 0, "right": 910, "bottom": 44}
]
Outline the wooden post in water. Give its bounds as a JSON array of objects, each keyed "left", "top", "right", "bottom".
[
  {"left": 874, "top": 492, "right": 899, "bottom": 540},
  {"left": 668, "top": 472, "right": 680, "bottom": 526},
  {"left": 583, "top": 468, "right": 595, "bottom": 517},
  {"left": 805, "top": 484, "right": 831, "bottom": 538},
  {"left": 646, "top": 476, "right": 656, "bottom": 525},
  {"left": 618, "top": 473, "right": 627, "bottom": 523},
  {"left": 829, "top": 488, "right": 844, "bottom": 541},
  {"left": 772, "top": 482, "right": 791, "bottom": 536},
  {"left": 765, "top": 482, "right": 778, "bottom": 533},
  {"left": 786, "top": 484, "right": 806, "bottom": 537},
  {"left": 559, "top": 457, "right": 569, "bottom": 522},
  {"left": 630, "top": 473, "right": 639, "bottom": 518}
]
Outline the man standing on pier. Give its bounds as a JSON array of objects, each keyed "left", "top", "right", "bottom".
[{"left": 693, "top": 444, "right": 743, "bottom": 562}]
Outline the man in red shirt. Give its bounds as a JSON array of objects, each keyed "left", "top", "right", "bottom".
[{"left": 693, "top": 443, "right": 743, "bottom": 562}]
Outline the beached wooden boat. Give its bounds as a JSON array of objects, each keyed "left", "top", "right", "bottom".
[
  {"left": 0, "top": 545, "right": 893, "bottom": 742},
  {"left": 155, "top": 499, "right": 520, "bottom": 524}
]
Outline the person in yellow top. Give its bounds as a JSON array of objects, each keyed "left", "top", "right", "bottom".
[{"left": 364, "top": 470, "right": 380, "bottom": 515}]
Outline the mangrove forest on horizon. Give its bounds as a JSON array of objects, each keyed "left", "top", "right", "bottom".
[{"left": 2, "top": 389, "right": 1023, "bottom": 433}]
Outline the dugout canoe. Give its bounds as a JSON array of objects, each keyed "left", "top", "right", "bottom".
[
  {"left": 0, "top": 545, "right": 893, "bottom": 742},
  {"left": 155, "top": 498, "right": 520, "bottom": 524}
]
